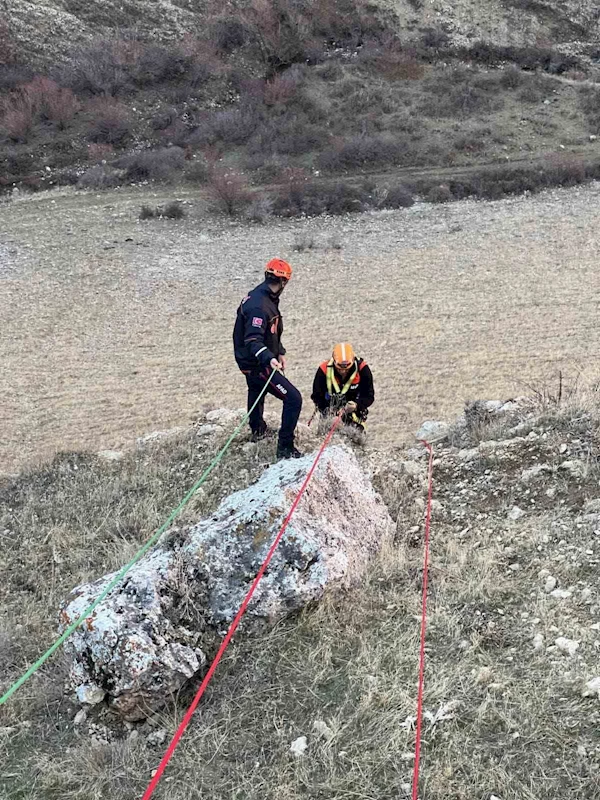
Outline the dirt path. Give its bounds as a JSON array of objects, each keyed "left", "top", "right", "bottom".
[{"left": 1, "top": 181, "right": 599, "bottom": 472}]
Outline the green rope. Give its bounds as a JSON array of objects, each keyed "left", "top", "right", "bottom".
[{"left": 0, "top": 371, "right": 276, "bottom": 705}]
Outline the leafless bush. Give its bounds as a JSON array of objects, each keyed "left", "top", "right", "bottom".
[
  {"left": 273, "top": 179, "right": 371, "bottom": 216},
  {"left": 77, "top": 165, "right": 122, "bottom": 190},
  {"left": 85, "top": 97, "right": 134, "bottom": 145},
  {"left": 87, "top": 142, "right": 114, "bottom": 162},
  {"left": 210, "top": 16, "right": 247, "bottom": 52},
  {"left": 245, "top": 194, "right": 274, "bottom": 222},
  {"left": 115, "top": 147, "right": 186, "bottom": 183},
  {"left": 317, "top": 134, "right": 405, "bottom": 172},
  {"left": 0, "top": 94, "right": 35, "bottom": 141},
  {"left": 292, "top": 232, "right": 316, "bottom": 251},
  {"left": 426, "top": 184, "right": 453, "bottom": 203},
  {"left": 208, "top": 168, "right": 252, "bottom": 215},
  {"left": 59, "top": 38, "right": 134, "bottom": 96},
  {"left": 184, "top": 158, "right": 210, "bottom": 184},
  {"left": 420, "top": 68, "right": 502, "bottom": 118},
  {"left": 1, "top": 77, "right": 79, "bottom": 140},
  {"left": 377, "top": 183, "right": 414, "bottom": 209},
  {"left": 263, "top": 72, "right": 299, "bottom": 106},
  {"left": 139, "top": 201, "right": 187, "bottom": 219}
]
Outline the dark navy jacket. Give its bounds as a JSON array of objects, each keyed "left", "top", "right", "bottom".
[{"left": 233, "top": 281, "right": 286, "bottom": 371}]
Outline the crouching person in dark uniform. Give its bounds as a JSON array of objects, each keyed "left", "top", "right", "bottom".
[
  {"left": 233, "top": 258, "right": 303, "bottom": 459},
  {"left": 311, "top": 342, "right": 374, "bottom": 437}
]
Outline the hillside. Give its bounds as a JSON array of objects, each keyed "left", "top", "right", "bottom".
[
  {"left": 1, "top": 395, "right": 600, "bottom": 798},
  {"left": 3, "top": 0, "right": 600, "bottom": 204},
  {"left": 4, "top": 0, "right": 600, "bottom": 66}
]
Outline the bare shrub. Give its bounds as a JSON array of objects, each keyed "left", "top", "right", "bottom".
[
  {"left": 245, "top": 194, "right": 274, "bottom": 222},
  {"left": 0, "top": 94, "right": 35, "bottom": 142},
  {"left": 273, "top": 179, "right": 371, "bottom": 217},
  {"left": 87, "top": 142, "right": 114, "bottom": 162},
  {"left": 208, "top": 168, "right": 252, "bottom": 215},
  {"left": 579, "top": 86, "right": 600, "bottom": 133},
  {"left": 150, "top": 106, "right": 178, "bottom": 132},
  {"left": 317, "top": 134, "right": 405, "bottom": 172},
  {"left": 161, "top": 200, "right": 186, "bottom": 219},
  {"left": 77, "top": 165, "right": 122, "bottom": 189},
  {"left": 132, "top": 44, "right": 194, "bottom": 87},
  {"left": 139, "top": 204, "right": 156, "bottom": 219},
  {"left": 210, "top": 16, "right": 247, "bottom": 52},
  {"left": 184, "top": 158, "right": 210, "bottom": 184},
  {"left": 0, "top": 65, "right": 34, "bottom": 92},
  {"left": 24, "top": 76, "right": 79, "bottom": 128},
  {"left": 377, "top": 183, "right": 414, "bottom": 209},
  {"left": 115, "top": 147, "right": 186, "bottom": 183},
  {"left": 85, "top": 97, "right": 133, "bottom": 145},
  {"left": 292, "top": 232, "right": 316, "bottom": 251},
  {"left": 190, "top": 107, "right": 259, "bottom": 148},
  {"left": 420, "top": 68, "right": 502, "bottom": 118},
  {"left": 59, "top": 38, "right": 134, "bottom": 96},
  {"left": 1, "top": 77, "right": 79, "bottom": 140},
  {"left": 426, "top": 184, "right": 453, "bottom": 203},
  {"left": 499, "top": 65, "right": 523, "bottom": 89},
  {"left": 263, "top": 72, "right": 299, "bottom": 106}
]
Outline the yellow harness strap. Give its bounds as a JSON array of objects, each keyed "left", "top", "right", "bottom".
[{"left": 326, "top": 359, "right": 358, "bottom": 397}]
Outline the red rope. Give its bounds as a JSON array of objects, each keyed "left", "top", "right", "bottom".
[
  {"left": 141, "top": 414, "right": 343, "bottom": 800},
  {"left": 411, "top": 441, "right": 434, "bottom": 800}
]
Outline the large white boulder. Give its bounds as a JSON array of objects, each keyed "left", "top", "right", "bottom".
[{"left": 60, "top": 445, "right": 393, "bottom": 720}]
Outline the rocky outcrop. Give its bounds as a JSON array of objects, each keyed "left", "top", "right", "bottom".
[{"left": 60, "top": 445, "right": 393, "bottom": 720}]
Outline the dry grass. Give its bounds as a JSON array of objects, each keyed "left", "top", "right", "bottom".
[{"left": 1, "top": 395, "right": 600, "bottom": 798}]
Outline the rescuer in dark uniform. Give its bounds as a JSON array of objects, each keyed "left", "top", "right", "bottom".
[
  {"left": 311, "top": 342, "right": 374, "bottom": 434},
  {"left": 233, "top": 258, "right": 303, "bottom": 459}
]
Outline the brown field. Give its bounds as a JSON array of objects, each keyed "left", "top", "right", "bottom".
[{"left": 2, "top": 181, "right": 600, "bottom": 473}]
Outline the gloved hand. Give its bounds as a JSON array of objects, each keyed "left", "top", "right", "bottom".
[{"left": 345, "top": 401, "right": 357, "bottom": 412}]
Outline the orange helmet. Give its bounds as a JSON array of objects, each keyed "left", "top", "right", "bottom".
[
  {"left": 332, "top": 342, "right": 355, "bottom": 369},
  {"left": 265, "top": 258, "right": 292, "bottom": 281}
]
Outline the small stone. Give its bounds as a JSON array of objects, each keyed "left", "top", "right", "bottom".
[
  {"left": 76, "top": 684, "right": 106, "bottom": 706},
  {"left": 550, "top": 588, "right": 572, "bottom": 599},
  {"left": 559, "top": 443, "right": 568, "bottom": 454},
  {"left": 508, "top": 562, "right": 520, "bottom": 571},
  {"left": 559, "top": 460, "right": 586, "bottom": 479},
  {"left": 533, "top": 632, "right": 544, "bottom": 651},
  {"left": 196, "top": 424, "right": 222, "bottom": 437},
  {"left": 581, "top": 588, "right": 592, "bottom": 602},
  {"left": 415, "top": 420, "right": 449, "bottom": 443},
  {"left": 521, "top": 464, "right": 550, "bottom": 483},
  {"left": 544, "top": 576, "right": 558, "bottom": 593},
  {"left": 582, "top": 676, "right": 600, "bottom": 698},
  {"left": 555, "top": 637, "right": 579, "bottom": 656},
  {"left": 583, "top": 499, "right": 600, "bottom": 515},
  {"left": 508, "top": 506, "right": 525, "bottom": 521},
  {"left": 312, "top": 720, "right": 334, "bottom": 741},
  {"left": 476, "top": 666, "right": 493, "bottom": 685},
  {"left": 73, "top": 709, "right": 87, "bottom": 726},
  {"left": 242, "top": 442, "right": 257, "bottom": 455},
  {"left": 290, "top": 735, "right": 308, "bottom": 757},
  {"left": 546, "top": 487, "right": 557, "bottom": 499},
  {"left": 147, "top": 729, "right": 168, "bottom": 746}
]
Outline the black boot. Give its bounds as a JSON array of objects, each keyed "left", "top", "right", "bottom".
[
  {"left": 251, "top": 422, "right": 271, "bottom": 442},
  {"left": 276, "top": 442, "right": 303, "bottom": 460}
]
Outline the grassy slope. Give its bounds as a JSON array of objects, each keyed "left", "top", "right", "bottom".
[{"left": 1, "top": 396, "right": 600, "bottom": 799}]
